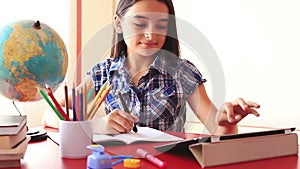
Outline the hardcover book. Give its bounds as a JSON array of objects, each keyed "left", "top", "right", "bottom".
[
  {"left": 0, "top": 115, "right": 27, "bottom": 135},
  {"left": 0, "top": 137, "right": 30, "bottom": 168},
  {"left": 0, "top": 125, "right": 27, "bottom": 149}
]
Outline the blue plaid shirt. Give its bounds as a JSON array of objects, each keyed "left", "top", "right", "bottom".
[{"left": 88, "top": 53, "right": 206, "bottom": 132}]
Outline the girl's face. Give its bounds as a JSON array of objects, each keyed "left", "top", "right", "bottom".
[{"left": 117, "top": 0, "right": 169, "bottom": 57}]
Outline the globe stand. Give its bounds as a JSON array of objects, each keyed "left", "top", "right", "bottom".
[
  {"left": 26, "top": 127, "right": 48, "bottom": 142},
  {"left": 12, "top": 101, "right": 48, "bottom": 142}
]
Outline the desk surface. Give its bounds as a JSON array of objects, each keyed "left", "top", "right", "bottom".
[{"left": 13, "top": 131, "right": 300, "bottom": 169}]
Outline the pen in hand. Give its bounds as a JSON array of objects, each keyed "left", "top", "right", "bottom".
[{"left": 117, "top": 91, "right": 138, "bottom": 133}]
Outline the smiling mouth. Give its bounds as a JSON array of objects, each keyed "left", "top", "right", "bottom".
[{"left": 140, "top": 42, "right": 157, "bottom": 47}]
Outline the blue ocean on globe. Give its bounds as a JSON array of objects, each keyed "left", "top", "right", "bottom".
[{"left": 0, "top": 20, "right": 68, "bottom": 102}]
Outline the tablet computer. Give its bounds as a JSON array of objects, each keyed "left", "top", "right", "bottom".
[{"left": 155, "top": 127, "right": 296, "bottom": 156}]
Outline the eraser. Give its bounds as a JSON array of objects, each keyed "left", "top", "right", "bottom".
[{"left": 124, "top": 159, "right": 140, "bottom": 168}]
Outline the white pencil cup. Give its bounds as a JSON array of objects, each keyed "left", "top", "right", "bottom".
[{"left": 59, "top": 120, "right": 93, "bottom": 158}]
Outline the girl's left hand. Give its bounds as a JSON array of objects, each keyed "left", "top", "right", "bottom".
[{"left": 216, "top": 98, "right": 260, "bottom": 126}]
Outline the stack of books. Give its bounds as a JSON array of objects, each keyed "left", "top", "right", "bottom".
[{"left": 0, "top": 115, "right": 29, "bottom": 168}]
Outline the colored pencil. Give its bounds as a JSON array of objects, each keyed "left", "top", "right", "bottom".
[
  {"left": 39, "top": 89, "right": 64, "bottom": 120},
  {"left": 87, "top": 86, "right": 94, "bottom": 102},
  {"left": 80, "top": 87, "right": 84, "bottom": 121},
  {"left": 47, "top": 87, "right": 70, "bottom": 121},
  {"left": 84, "top": 84, "right": 88, "bottom": 120},
  {"left": 72, "top": 83, "right": 77, "bottom": 121},
  {"left": 87, "top": 81, "right": 107, "bottom": 117},
  {"left": 87, "top": 84, "right": 112, "bottom": 120},
  {"left": 76, "top": 87, "right": 81, "bottom": 121},
  {"left": 64, "top": 82, "right": 69, "bottom": 117}
]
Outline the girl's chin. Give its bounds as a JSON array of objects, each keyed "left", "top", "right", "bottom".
[{"left": 137, "top": 49, "right": 160, "bottom": 57}]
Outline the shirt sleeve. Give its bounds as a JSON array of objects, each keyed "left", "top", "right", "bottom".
[
  {"left": 87, "top": 59, "right": 110, "bottom": 93},
  {"left": 178, "top": 59, "right": 207, "bottom": 99}
]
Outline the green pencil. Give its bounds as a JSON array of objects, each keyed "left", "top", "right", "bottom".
[
  {"left": 87, "top": 87, "right": 94, "bottom": 102},
  {"left": 39, "top": 89, "right": 64, "bottom": 120}
]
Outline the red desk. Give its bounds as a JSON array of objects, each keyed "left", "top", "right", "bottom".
[{"left": 14, "top": 132, "right": 300, "bottom": 169}]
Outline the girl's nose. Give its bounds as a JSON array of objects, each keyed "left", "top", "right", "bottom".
[{"left": 144, "top": 32, "right": 156, "bottom": 40}]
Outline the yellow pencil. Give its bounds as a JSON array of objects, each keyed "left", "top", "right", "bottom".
[
  {"left": 87, "top": 81, "right": 107, "bottom": 116},
  {"left": 83, "top": 83, "right": 88, "bottom": 120},
  {"left": 87, "top": 85, "right": 112, "bottom": 120}
]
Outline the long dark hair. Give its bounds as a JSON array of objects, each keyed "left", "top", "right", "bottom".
[{"left": 110, "top": 0, "right": 180, "bottom": 60}]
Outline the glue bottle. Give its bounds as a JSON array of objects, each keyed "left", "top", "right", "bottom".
[{"left": 86, "top": 144, "right": 112, "bottom": 169}]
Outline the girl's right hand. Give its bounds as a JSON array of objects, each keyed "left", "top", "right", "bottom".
[{"left": 105, "top": 109, "right": 138, "bottom": 133}]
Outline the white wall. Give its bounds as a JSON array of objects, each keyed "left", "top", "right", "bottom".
[
  {"left": 173, "top": 0, "right": 300, "bottom": 129},
  {"left": 0, "top": 0, "right": 70, "bottom": 126}
]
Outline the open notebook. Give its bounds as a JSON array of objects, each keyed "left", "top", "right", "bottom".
[{"left": 93, "top": 127, "right": 184, "bottom": 146}]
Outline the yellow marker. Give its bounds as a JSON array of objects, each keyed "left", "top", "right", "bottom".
[{"left": 124, "top": 159, "right": 140, "bottom": 168}]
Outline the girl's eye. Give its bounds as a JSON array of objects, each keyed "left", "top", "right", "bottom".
[
  {"left": 134, "top": 23, "right": 146, "bottom": 28},
  {"left": 156, "top": 25, "right": 167, "bottom": 29}
]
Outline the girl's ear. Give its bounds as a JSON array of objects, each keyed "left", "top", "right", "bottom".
[{"left": 114, "top": 14, "right": 123, "bottom": 34}]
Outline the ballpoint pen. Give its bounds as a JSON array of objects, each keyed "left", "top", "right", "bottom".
[{"left": 117, "top": 91, "right": 138, "bottom": 133}]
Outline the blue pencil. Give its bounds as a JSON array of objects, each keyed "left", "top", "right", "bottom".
[
  {"left": 111, "top": 155, "right": 133, "bottom": 159},
  {"left": 80, "top": 87, "right": 84, "bottom": 121},
  {"left": 112, "top": 156, "right": 132, "bottom": 166},
  {"left": 112, "top": 159, "right": 126, "bottom": 166}
]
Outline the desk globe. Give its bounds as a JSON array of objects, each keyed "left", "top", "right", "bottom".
[{"left": 0, "top": 20, "right": 68, "bottom": 102}]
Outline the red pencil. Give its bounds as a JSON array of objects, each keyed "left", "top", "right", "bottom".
[{"left": 47, "top": 87, "right": 70, "bottom": 121}]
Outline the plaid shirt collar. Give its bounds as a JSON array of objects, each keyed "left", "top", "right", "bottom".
[{"left": 109, "top": 52, "right": 174, "bottom": 77}]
